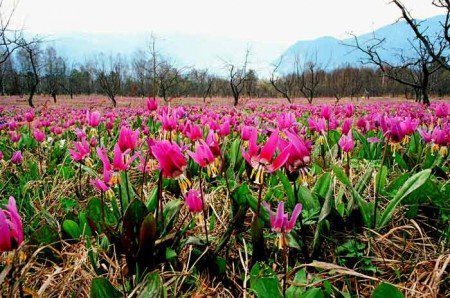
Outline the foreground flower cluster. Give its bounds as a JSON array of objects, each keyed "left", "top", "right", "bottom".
[{"left": 0, "top": 99, "right": 449, "bottom": 296}]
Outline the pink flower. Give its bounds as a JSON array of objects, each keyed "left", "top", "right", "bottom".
[
  {"left": 9, "top": 131, "right": 21, "bottom": 143},
  {"left": 345, "top": 104, "right": 354, "bottom": 117},
  {"left": 320, "top": 106, "right": 331, "bottom": 120},
  {"left": 241, "top": 129, "right": 291, "bottom": 184},
  {"left": 184, "top": 123, "right": 203, "bottom": 141},
  {"left": 118, "top": 126, "right": 139, "bottom": 152},
  {"left": 11, "top": 151, "right": 23, "bottom": 165},
  {"left": 146, "top": 97, "right": 158, "bottom": 111},
  {"left": 188, "top": 140, "right": 215, "bottom": 167},
  {"left": 342, "top": 118, "right": 353, "bottom": 135},
  {"left": 281, "top": 131, "right": 312, "bottom": 173},
  {"left": 33, "top": 129, "right": 45, "bottom": 142},
  {"left": 87, "top": 110, "right": 101, "bottom": 127},
  {"left": 151, "top": 140, "right": 187, "bottom": 179},
  {"left": 0, "top": 151, "right": 3, "bottom": 160},
  {"left": 263, "top": 201, "right": 302, "bottom": 233},
  {"left": 25, "top": 111, "right": 35, "bottom": 122},
  {"left": 338, "top": 134, "right": 355, "bottom": 153},
  {"left": 185, "top": 189, "right": 203, "bottom": 213},
  {"left": 69, "top": 139, "right": 90, "bottom": 162},
  {"left": 435, "top": 103, "right": 448, "bottom": 118},
  {"left": 0, "top": 196, "right": 24, "bottom": 252}
]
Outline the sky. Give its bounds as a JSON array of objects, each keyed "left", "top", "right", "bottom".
[{"left": 7, "top": 0, "right": 443, "bottom": 46}]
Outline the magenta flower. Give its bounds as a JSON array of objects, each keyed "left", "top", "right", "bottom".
[
  {"left": 0, "top": 151, "right": 3, "bottom": 160},
  {"left": 185, "top": 189, "right": 203, "bottom": 213},
  {"left": 69, "top": 138, "right": 90, "bottom": 162},
  {"left": 151, "top": 140, "right": 187, "bottom": 179},
  {"left": 279, "top": 131, "right": 312, "bottom": 174},
  {"left": 0, "top": 196, "right": 24, "bottom": 252},
  {"left": 87, "top": 110, "right": 101, "bottom": 127},
  {"left": 338, "top": 134, "right": 355, "bottom": 153},
  {"left": 242, "top": 129, "right": 291, "bottom": 184},
  {"left": 9, "top": 131, "right": 21, "bottom": 143},
  {"left": 205, "top": 131, "right": 221, "bottom": 157},
  {"left": 11, "top": 151, "right": 23, "bottom": 165},
  {"left": 184, "top": 123, "right": 203, "bottom": 141},
  {"left": 33, "top": 129, "right": 45, "bottom": 142},
  {"left": 118, "top": 126, "right": 139, "bottom": 152},
  {"left": 320, "top": 106, "right": 331, "bottom": 120},
  {"left": 435, "top": 103, "right": 448, "bottom": 118},
  {"left": 25, "top": 111, "right": 35, "bottom": 122},
  {"left": 188, "top": 140, "right": 218, "bottom": 177},
  {"left": 342, "top": 118, "right": 353, "bottom": 135},
  {"left": 263, "top": 201, "right": 302, "bottom": 234},
  {"left": 146, "top": 97, "right": 158, "bottom": 111}
]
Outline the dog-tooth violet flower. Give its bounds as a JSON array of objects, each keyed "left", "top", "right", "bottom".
[
  {"left": 69, "top": 138, "right": 92, "bottom": 165},
  {"left": 0, "top": 196, "right": 24, "bottom": 252},
  {"left": 242, "top": 129, "right": 291, "bottom": 184},
  {"left": 87, "top": 110, "right": 101, "bottom": 128},
  {"left": 188, "top": 140, "right": 218, "bottom": 177},
  {"left": 185, "top": 189, "right": 203, "bottom": 213},
  {"left": 263, "top": 201, "right": 302, "bottom": 249},
  {"left": 11, "top": 151, "right": 23, "bottom": 165},
  {"left": 338, "top": 134, "right": 355, "bottom": 153},
  {"left": 151, "top": 140, "right": 191, "bottom": 193},
  {"left": 118, "top": 126, "right": 139, "bottom": 152},
  {"left": 146, "top": 97, "right": 158, "bottom": 112}
]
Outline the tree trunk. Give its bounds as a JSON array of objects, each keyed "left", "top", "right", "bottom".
[
  {"left": 52, "top": 91, "right": 57, "bottom": 103},
  {"left": 111, "top": 96, "right": 117, "bottom": 107}
]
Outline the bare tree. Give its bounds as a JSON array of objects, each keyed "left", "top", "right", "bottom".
[
  {"left": 349, "top": 35, "right": 443, "bottom": 105},
  {"left": 42, "top": 46, "right": 65, "bottom": 103},
  {"left": 95, "top": 54, "right": 126, "bottom": 107},
  {"left": 392, "top": 0, "right": 450, "bottom": 71},
  {"left": 296, "top": 53, "right": 322, "bottom": 104},
  {"left": 270, "top": 56, "right": 296, "bottom": 103},
  {"left": 0, "top": 0, "right": 24, "bottom": 65},
  {"left": 17, "top": 39, "right": 42, "bottom": 108},
  {"left": 225, "top": 48, "right": 250, "bottom": 106},
  {"left": 156, "top": 58, "right": 183, "bottom": 103}
]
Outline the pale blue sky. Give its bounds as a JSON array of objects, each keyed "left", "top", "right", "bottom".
[{"left": 9, "top": 0, "right": 442, "bottom": 45}]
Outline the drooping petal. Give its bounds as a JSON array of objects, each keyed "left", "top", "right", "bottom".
[
  {"left": 0, "top": 211, "right": 11, "bottom": 252},
  {"left": 267, "top": 144, "right": 291, "bottom": 173},
  {"left": 259, "top": 130, "right": 279, "bottom": 163},
  {"left": 286, "top": 203, "right": 302, "bottom": 232}
]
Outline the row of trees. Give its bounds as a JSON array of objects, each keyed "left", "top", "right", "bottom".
[
  {"left": 2, "top": 0, "right": 450, "bottom": 106},
  {"left": 3, "top": 41, "right": 450, "bottom": 107}
]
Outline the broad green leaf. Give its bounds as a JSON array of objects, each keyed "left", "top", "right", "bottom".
[
  {"left": 378, "top": 169, "right": 431, "bottom": 228},
  {"left": 313, "top": 172, "right": 332, "bottom": 199},
  {"left": 90, "top": 277, "right": 122, "bottom": 298},
  {"left": 250, "top": 263, "right": 282, "bottom": 298},
  {"left": 62, "top": 219, "right": 81, "bottom": 239},
  {"left": 137, "top": 273, "right": 165, "bottom": 298},
  {"left": 277, "top": 171, "right": 295, "bottom": 208},
  {"left": 371, "top": 283, "right": 403, "bottom": 298}
]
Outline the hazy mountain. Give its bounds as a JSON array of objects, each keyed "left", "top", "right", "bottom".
[
  {"left": 31, "top": 14, "right": 445, "bottom": 77},
  {"left": 277, "top": 14, "right": 446, "bottom": 73},
  {"left": 41, "top": 32, "right": 287, "bottom": 76}
]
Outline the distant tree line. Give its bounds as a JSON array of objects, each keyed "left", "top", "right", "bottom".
[{"left": 2, "top": 1, "right": 450, "bottom": 107}]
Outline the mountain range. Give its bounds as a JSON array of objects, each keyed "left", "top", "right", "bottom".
[{"left": 38, "top": 14, "right": 445, "bottom": 76}]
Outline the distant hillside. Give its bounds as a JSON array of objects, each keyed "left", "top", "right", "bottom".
[
  {"left": 277, "top": 15, "right": 446, "bottom": 73},
  {"left": 40, "top": 32, "right": 286, "bottom": 76}
]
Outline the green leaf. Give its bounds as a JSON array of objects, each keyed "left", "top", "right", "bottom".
[
  {"left": 313, "top": 172, "right": 332, "bottom": 199},
  {"left": 250, "top": 263, "right": 283, "bottom": 298},
  {"left": 332, "top": 165, "right": 351, "bottom": 187},
  {"left": 165, "top": 247, "right": 177, "bottom": 261},
  {"left": 277, "top": 171, "right": 295, "bottom": 208},
  {"left": 122, "top": 199, "right": 149, "bottom": 258},
  {"left": 300, "top": 288, "right": 324, "bottom": 298},
  {"left": 62, "top": 219, "right": 81, "bottom": 239},
  {"left": 378, "top": 169, "right": 431, "bottom": 228},
  {"left": 374, "top": 165, "right": 387, "bottom": 193},
  {"left": 371, "top": 283, "right": 403, "bottom": 298},
  {"left": 90, "top": 277, "right": 122, "bottom": 298},
  {"left": 137, "top": 273, "right": 165, "bottom": 298}
]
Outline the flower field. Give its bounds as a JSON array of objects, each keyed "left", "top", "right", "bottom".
[{"left": 0, "top": 99, "right": 449, "bottom": 297}]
